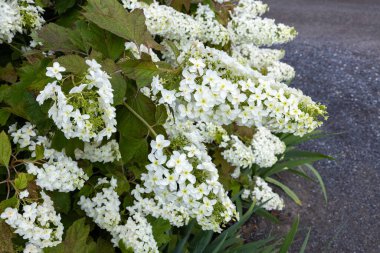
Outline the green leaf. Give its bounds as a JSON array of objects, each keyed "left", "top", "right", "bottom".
[
  {"left": 261, "top": 158, "right": 324, "bottom": 177},
  {"left": 56, "top": 55, "right": 87, "bottom": 75},
  {"left": 0, "top": 196, "right": 18, "bottom": 213},
  {"left": 191, "top": 230, "right": 213, "bottom": 253},
  {"left": 265, "top": 177, "right": 302, "bottom": 206},
  {"left": 117, "top": 93, "right": 156, "bottom": 138},
  {"left": 299, "top": 228, "right": 311, "bottom": 253},
  {"left": 55, "top": 0, "right": 76, "bottom": 14},
  {"left": 35, "top": 145, "right": 45, "bottom": 161},
  {"left": 147, "top": 217, "right": 172, "bottom": 247},
  {"left": 50, "top": 192, "right": 71, "bottom": 214},
  {"left": 304, "top": 163, "right": 328, "bottom": 203},
  {"left": 205, "top": 203, "right": 256, "bottom": 252},
  {"left": 17, "top": 57, "right": 52, "bottom": 91},
  {"left": 94, "top": 238, "right": 115, "bottom": 253},
  {"left": 279, "top": 215, "right": 299, "bottom": 253},
  {"left": 174, "top": 220, "right": 195, "bottom": 253},
  {"left": 119, "top": 135, "right": 148, "bottom": 164},
  {"left": 119, "top": 59, "right": 160, "bottom": 88},
  {"left": 170, "top": 0, "right": 191, "bottom": 12},
  {"left": 0, "top": 109, "right": 10, "bottom": 126},
  {"left": 110, "top": 74, "right": 127, "bottom": 105},
  {"left": 45, "top": 218, "right": 95, "bottom": 253},
  {"left": 285, "top": 149, "right": 334, "bottom": 161},
  {"left": 38, "top": 23, "right": 80, "bottom": 53},
  {"left": 0, "top": 220, "right": 15, "bottom": 253},
  {"left": 14, "top": 173, "right": 29, "bottom": 190},
  {"left": 155, "top": 105, "right": 168, "bottom": 125},
  {"left": 83, "top": 0, "right": 161, "bottom": 50},
  {"left": 0, "top": 131, "right": 11, "bottom": 168},
  {"left": 0, "top": 63, "right": 17, "bottom": 83}
]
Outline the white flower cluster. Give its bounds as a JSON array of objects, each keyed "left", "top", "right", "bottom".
[
  {"left": 232, "top": 43, "right": 285, "bottom": 70},
  {"left": 0, "top": 0, "right": 44, "bottom": 44},
  {"left": 232, "top": 0, "right": 269, "bottom": 19},
  {"left": 37, "top": 60, "right": 117, "bottom": 142},
  {"left": 150, "top": 41, "right": 326, "bottom": 136},
  {"left": 125, "top": 41, "right": 160, "bottom": 62},
  {"left": 228, "top": 0, "right": 296, "bottom": 46},
  {"left": 231, "top": 43, "right": 295, "bottom": 83},
  {"left": 221, "top": 135, "right": 256, "bottom": 170},
  {"left": 122, "top": 0, "right": 228, "bottom": 46},
  {"left": 0, "top": 0, "right": 22, "bottom": 43},
  {"left": 250, "top": 127, "right": 286, "bottom": 168},
  {"left": 78, "top": 178, "right": 158, "bottom": 253},
  {"left": 78, "top": 178, "right": 121, "bottom": 231},
  {"left": 75, "top": 140, "right": 121, "bottom": 163},
  {"left": 129, "top": 134, "right": 237, "bottom": 232},
  {"left": 0, "top": 192, "right": 63, "bottom": 251},
  {"left": 111, "top": 212, "right": 158, "bottom": 253},
  {"left": 9, "top": 122, "right": 88, "bottom": 192},
  {"left": 242, "top": 177, "right": 284, "bottom": 211},
  {"left": 194, "top": 4, "right": 229, "bottom": 46},
  {"left": 196, "top": 122, "right": 285, "bottom": 170}
]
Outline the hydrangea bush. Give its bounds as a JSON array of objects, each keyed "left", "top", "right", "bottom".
[{"left": 0, "top": 0, "right": 330, "bottom": 252}]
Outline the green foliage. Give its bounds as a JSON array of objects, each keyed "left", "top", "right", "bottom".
[
  {"left": 55, "top": 0, "right": 77, "bottom": 14},
  {"left": 83, "top": 0, "right": 161, "bottom": 50},
  {"left": 0, "top": 131, "right": 11, "bottom": 168},
  {"left": 0, "top": 109, "right": 11, "bottom": 126},
  {"left": 14, "top": 173, "right": 30, "bottom": 190},
  {"left": 44, "top": 218, "right": 96, "bottom": 253},
  {"left": 0, "top": 220, "right": 15, "bottom": 253},
  {"left": 0, "top": 196, "right": 18, "bottom": 213},
  {"left": 279, "top": 215, "right": 299, "bottom": 253},
  {"left": 50, "top": 192, "right": 72, "bottom": 214},
  {"left": 0, "top": 1, "right": 331, "bottom": 252}
]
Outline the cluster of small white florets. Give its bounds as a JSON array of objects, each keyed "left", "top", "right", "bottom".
[
  {"left": 128, "top": 134, "right": 237, "bottom": 232},
  {"left": 78, "top": 178, "right": 158, "bottom": 253},
  {"left": 196, "top": 122, "right": 285, "bottom": 171},
  {"left": 111, "top": 212, "right": 159, "bottom": 253},
  {"left": 125, "top": 41, "right": 160, "bottom": 62},
  {"left": 9, "top": 122, "right": 89, "bottom": 192},
  {"left": 122, "top": 0, "right": 228, "bottom": 46},
  {"left": 149, "top": 41, "right": 326, "bottom": 136},
  {"left": 194, "top": 4, "right": 229, "bottom": 46},
  {"left": 0, "top": 192, "right": 63, "bottom": 251},
  {"left": 0, "top": 0, "right": 44, "bottom": 44},
  {"left": 78, "top": 177, "right": 121, "bottom": 231},
  {"left": 250, "top": 127, "right": 286, "bottom": 167},
  {"left": 242, "top": 177, "right": 284, "bottom": 211},
  {"left": 231, "top": 43, "right": 295, "bottom": 83},
  {"left": 221, "top": 135, "right": 256, "bottom": 171},
  {"left": 0, "top": 0, "right": 22, "bottom": 43},
  {"left": 36, "top": 60, "right": 117, "bottom": 142},
  {"left": 75, "top": 140, "right": 121, "bottom": 163},
  {"left": 228, "top": 0, "right": 297, "bottom": 46},
  {"left": 232, "top": 0, "right": 269, "bottom": 19}
]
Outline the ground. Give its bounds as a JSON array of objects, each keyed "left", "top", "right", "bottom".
[{"left": 243, "top": 1, "right": 380, "bottom": 252}]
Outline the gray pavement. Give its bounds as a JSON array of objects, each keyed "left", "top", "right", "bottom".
[{"left": 256, "top": 1, "right": 380, "bottom": 252}]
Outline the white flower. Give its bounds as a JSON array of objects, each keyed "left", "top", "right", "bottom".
[
  {"left": 19, "top": 190, "right": 29, "bottom": 199},
  {"left": 150, "top": 135, "right": 170, "bottom": 151},
  {"left": 46, "top": 62, "right": 66, "bottom": 80},
  {"left": 0, "top": 192, "right": 63, "bottom": 249}
]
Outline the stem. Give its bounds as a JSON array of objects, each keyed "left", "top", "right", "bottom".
[
  {"left": 6, "top": 42, "right": 23, "bottom": 54},
  {"left": 124, "top": 102, "right": 158, "bottom": 138}
]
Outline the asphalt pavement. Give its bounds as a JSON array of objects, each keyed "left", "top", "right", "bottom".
[{"left": 254, "top": 1, "right": 380, "bottom": 252}]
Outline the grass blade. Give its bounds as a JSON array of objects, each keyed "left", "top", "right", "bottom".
[
  {"left": 265, "top": 177, "right": 302, "bottom": 205},
  {"left": 279, "top": 215, "right": 300, "bottom": 253},
  {"left": 299, "top": 228, "right": 311, "bottom": 253},
  {"left": 304, "top": 163, "right": 328, "bottom": 203}
]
